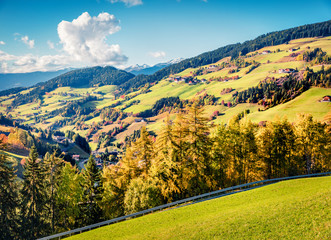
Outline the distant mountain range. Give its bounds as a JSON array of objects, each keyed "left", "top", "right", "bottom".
[
  {"left": 0, "top": 69, "right": 73, "bottom": 91},
  {"left": 124, "top": 58, "right": 184, "bottom": 75}
]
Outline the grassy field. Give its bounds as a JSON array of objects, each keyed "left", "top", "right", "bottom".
[
  {"left": 214, "top": 103, "right": 260, "bottom": 124},
  {"left": 248, "top": 87, "right": 331, "bottom": 122},
  {"left": 68, "top": 176, "right": 331, "bottom": 240}
]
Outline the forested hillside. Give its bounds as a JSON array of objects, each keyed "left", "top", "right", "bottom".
[
  {"left": 10, "top": 66, "right": 135, "bottom": 106},
  {"left": 120, "top": 20, "right": 331, "bottom": 92}
]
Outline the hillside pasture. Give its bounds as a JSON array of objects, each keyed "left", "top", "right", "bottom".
[
  {"left": 67, "top": 176, "right": 331, "bottom": 240},
  {"left": 248, "top": 87, "right": 331, "bottom": 122}
]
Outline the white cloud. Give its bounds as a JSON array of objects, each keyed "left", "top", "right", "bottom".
[
  {"left": 0, "top": 52, "right": 73, "bottom": 73},
  {"left": 58, "top": 12, "right": 127, "bottom": 65},
  {"left": 47, "top": 40, "right": 55, "bottom": 49},
  {"left": 21, "top": 35, "right": 35, "bottom": 48},
  {"left": 1, "top": 12, "right": 127, "bottom": 73},
  {"left": 149, "top": 51, "right": 166, "bottom": 58},
  {"left": 109, "top": 0, "right": 143, "bottom": 7},
  {"left": 0, "top": 41, "right": 5, "bottom": 45}
]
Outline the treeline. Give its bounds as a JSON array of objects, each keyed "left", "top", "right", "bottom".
[
  {"left": 0, "top": 87, "right": 26, "bottom": 97},
  {"left": 137, "top": 94, "right": 218, "bottom": 118},
  {"left": 102, "top": 108, "right": 330, "bottom": 218},
  {"left": 119, "top": 20, "right": 331, "bottom": 93},
  {"left": 234, "top": 66, "right": 331, "bottom": 107},
  {"left": 297, "top": 47, "right": 331, "bottom": 63},
  {"left": 2, "top": 106, "right": 330, "bottom": 239}
]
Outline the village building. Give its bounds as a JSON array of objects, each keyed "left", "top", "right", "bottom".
[
  {"left": 72, "top": 155, "right": 80, "bottom": 161},
  {"left": 322, "top": 96, "right": 331, "bottom": 102},
  {"left": 279, "top": 68, "right": 296, "bottom": 74}
]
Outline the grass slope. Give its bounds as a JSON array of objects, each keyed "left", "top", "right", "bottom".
[
  {"left": 68, "top": 176, "right": 331, "bottom": 240},
  {"left": 248, "top": 87, "right": 331, "bottom": 122}
]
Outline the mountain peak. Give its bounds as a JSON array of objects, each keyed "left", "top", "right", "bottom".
[{"left": 125, "top": 58, "right": 185, "bottom": 75}]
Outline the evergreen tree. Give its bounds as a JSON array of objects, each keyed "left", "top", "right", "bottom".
[
  {"left": 44, "top": 152, "right": 64, "bottom": 233},
  {"left": 81, "top": 155, "right": 103, "bottom": 225},
  {"left": 0, "top": 149, "right": 19, "bottom": 240},
  {"left": 20, "top": 145, "right": 49, "bottom": 239}
]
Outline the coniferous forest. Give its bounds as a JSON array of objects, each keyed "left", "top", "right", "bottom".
[{"left": 1, "top": 106, "right": 330, "bottom": 239}]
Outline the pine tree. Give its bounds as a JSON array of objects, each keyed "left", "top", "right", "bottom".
[
  {"left": 20, "top": 145, "right": 49, "bottom": 239},
  {"left": 81, "top": 155, "right": 103, "bottom": 225},
  {"left": 43, "top": 152, "right": 64, "bottom": 234},
  {"left": 0, "top": 149, "right": 20, "bottom": 240}
]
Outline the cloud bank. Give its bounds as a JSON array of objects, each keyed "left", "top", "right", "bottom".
[{"left": 0, "top": 12, "right": 128, "bottom": 73}]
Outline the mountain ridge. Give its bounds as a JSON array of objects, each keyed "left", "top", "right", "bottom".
[
  {"left": 124, "top": 58, "right": 184, "bottom": 75},
  {"left": 0, "top": 68, "right": 73, "bottom": 91}
]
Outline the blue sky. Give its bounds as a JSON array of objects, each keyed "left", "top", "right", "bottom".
[{"left": 0, "top": 0, "right": 330, "bottom": 73}]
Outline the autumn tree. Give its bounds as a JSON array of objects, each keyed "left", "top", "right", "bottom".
[
  {"left": 124, "top": 177, "right": 162, "bottom": 214},
  {"left": 151, "top": 116, "right": 182, "bottom": 202},
  {"left": 295, "top": 114, "right": 331, "bottom": 174},
  {"left": 56, "top": 163, "right": 84, "bottom": 231}
]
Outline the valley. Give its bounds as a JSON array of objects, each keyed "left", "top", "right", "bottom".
[
  {"left": 0, "top": 18, "right": 330, "bottom": 240},
  {"left": 1, "top": 36, "right": 330, "bottom": 162}
]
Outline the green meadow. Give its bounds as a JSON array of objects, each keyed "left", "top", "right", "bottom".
[
  {"left": 68, "top": 176, "right": 331, "bottom": 240},
  {"left": 248, "top": 87, "right": 331, "bottom": 122}
]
